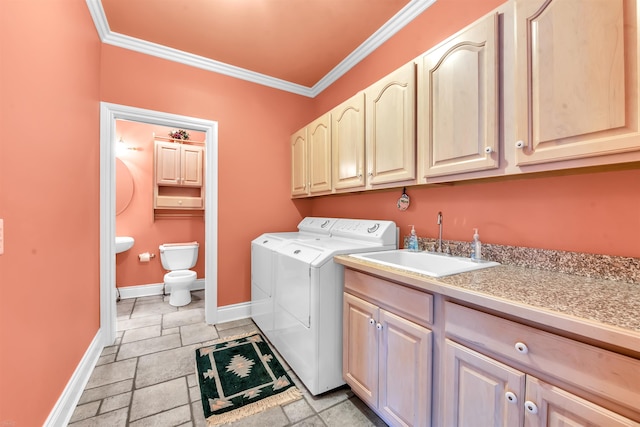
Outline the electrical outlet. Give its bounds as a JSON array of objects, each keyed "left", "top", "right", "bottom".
[{"left": 0, "top": 218, "right": 3, "bottom": 255}]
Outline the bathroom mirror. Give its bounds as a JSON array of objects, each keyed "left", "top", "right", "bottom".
[{"left": 116, "top": 158, "right": 134, "bottom": 215}]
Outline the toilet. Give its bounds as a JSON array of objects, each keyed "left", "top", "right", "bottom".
[{"left": 159, "top": 242, "right": 199, "bottom": 307}]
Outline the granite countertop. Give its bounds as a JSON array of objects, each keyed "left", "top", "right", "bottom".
[{"left": 335, "top": 254, "right": 640, "bottom": 355}]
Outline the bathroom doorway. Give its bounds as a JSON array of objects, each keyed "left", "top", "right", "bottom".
[{"left": 100, "top": 102, "right": 218, "bottom": 346}]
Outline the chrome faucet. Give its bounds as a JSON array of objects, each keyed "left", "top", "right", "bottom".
[{"left": 436, "top": 211, "right": 443, "bottom": 253}]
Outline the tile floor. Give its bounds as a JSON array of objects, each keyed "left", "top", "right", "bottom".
[{"left": 69, "top": 291, "right": 388, "bottom": 426}]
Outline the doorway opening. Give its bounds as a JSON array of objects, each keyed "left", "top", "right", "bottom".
[{"left": 99, "top": 102, "right": 218, "bottom": 346}]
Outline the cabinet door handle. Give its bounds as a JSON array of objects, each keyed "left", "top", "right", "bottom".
[
  {"left": 369, "top": 318, "right": 375, "bottom": 325},
  {"left": 505, "top": 391, "right": 518, "bottom": 404},
  {"left": 376, "top": 323, "right": 383, "bottom": 330},
  {"left": 484, "top": 146, "right": 493, "bottom": 154},
  {"left": 515, "top": 140, "right": 525, "bottom": 149},
  {"left": 514, "top": 342, "right": 529, "bottom": 354},
  {"left": 524, "top": 400, "right": 539, "bottom": 415}
]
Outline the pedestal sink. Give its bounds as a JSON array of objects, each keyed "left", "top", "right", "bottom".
[{"left": 115, "top": 236, "right": 134, "bottom": 254}]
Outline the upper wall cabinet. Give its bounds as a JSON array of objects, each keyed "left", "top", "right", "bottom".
[
  {"left": 514, "top": 0, "right": 640, "bottom": 165},
  {"left": 332, "top": 92, "right": 366, "bottom": 192},
  {"left": 417, "top": 13, "right": 500, "bottom": 180},
  {"left": 291, "top": 113, "right": 332, "bottom": 198},
  {"left": 154, "top": 141, "right": 204, "bottom": 210},
  {"left": 365, "top": 62, "right": 417, "bottom": 189}
]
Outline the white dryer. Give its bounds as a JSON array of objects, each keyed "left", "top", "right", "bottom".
[
  {"left": 270, "top": 218, "right": 397, "bottom": 395},
  {"left": 250, "top": 218, "right": 338, "bottom": 338}
]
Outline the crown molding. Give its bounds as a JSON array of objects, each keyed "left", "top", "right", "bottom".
[{"left": 86, "top": 0, "right": 436, "bottom": 98}]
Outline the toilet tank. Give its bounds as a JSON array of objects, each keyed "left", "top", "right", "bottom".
[{"left": 159, "top": 242, "right": 199, "bottom": 270}]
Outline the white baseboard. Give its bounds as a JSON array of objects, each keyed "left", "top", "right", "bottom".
[
  {"left": 44, "top": 329, "right": 105, "bottom": 427},
  {"left": 217, "top": 301, "right": 252, "bottom": 324},
  {"left": 117, "top": 278, "right": 205, "bottom": 300}
]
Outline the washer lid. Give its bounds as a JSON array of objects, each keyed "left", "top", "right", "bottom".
[{"left": 276, "top": 242, "right": 324, "bottom": 264}]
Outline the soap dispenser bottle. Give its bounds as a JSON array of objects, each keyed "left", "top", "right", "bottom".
[
  {"left": 408, "top": 225, "right": 419, "bottom": 251},
  {"left": 472, "top": 228, "right": 482, "bottom": 261}
]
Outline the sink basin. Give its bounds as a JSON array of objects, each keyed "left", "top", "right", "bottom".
[
  {"left": 115, "top": 236, "right": 134, "bottom": 254},
  {"left": 351, "top": 249, "right": 500, "bottom": 278}
]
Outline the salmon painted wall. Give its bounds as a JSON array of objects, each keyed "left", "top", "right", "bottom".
[
  {"left": 115, "top": 120, "right": 206, "bottom": 287},
  {"left": 0, "top": 1, "right": 101, "bottom": 426},
  {"left": 308, "top": 0, "right": 640, "bottom": 259},
  {"left": 101, "top": 45, "right": 315, "bottom": 305},
  {"left": 310, "top": 169, "right": 640, "bottom": 258}
]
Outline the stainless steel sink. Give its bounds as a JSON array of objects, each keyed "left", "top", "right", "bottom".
[{"left": 351, "top": 249, "right": 499, "bottom": 277}]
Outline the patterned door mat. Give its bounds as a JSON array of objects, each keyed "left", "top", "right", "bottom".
[{"left": 195, "top": 333, "right": 301, "bottom": 426}]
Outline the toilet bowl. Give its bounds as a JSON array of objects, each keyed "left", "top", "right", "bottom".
[{"left": 159, "top": 242, "right": 199, "bottom": 307}]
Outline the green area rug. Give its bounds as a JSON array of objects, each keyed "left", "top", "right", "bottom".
[{"left": 195, "top": 333, "right": 301, "bottom": 426}]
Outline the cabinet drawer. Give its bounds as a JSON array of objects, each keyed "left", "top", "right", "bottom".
[
  {"left": 155, "top": 195, "right": 203, "bottom": 209},
  {"left": 344, "top": 269, "right": 433, "bottom": 327},
  {"left": 444, "top": 302, "right": 640, "bottom": 413}
]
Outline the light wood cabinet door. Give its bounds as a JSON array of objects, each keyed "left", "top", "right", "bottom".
[
  {"left": 332, "top": 93, "right": 365, "bottom": 191},
  {"left": 524, "top": 377, "right": 640, "bottom": 427},
  {"left": 343, "top": 292, "right": 379, "bottom": 410},
  {"left": 290, "top": 127, "right": 308, "bottom": 197},
  {"left": 365, "top": 62, "right": 416, "bottom": 188},
  {"left": 155, "top": 142, "right": 182, "bottom": 186},
  {"left": 443, "top": 340, "right": 526, "bottom": 427},
  {"left": 155, "top": 142, "right": 203, "bottom": 187},
  {"left": 379, "top": 309, "right": 432, "bottom": 427},
  {"left": 180, "top": 145, "right": 204, "bottom": 187},
  {"left": 514, "top": 0, "right": 640, "bottom": 165},
  {"left": 308, "top": 114, "right": 332, "bottom": 195},
  {"left": 417, "top": 13, "right": 499, "bottom": 179}
]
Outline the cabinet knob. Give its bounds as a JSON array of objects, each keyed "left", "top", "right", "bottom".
[
  {"left": 524, "top": 400, "right": 539, "bottom": 415},
  {"left": 484, "top": 146, "right": 493, "bottom": 154},
  {"left": 515, "top": 140, "right": 525, "bottom": 149},
  {"left": 376, "top": 323, "right": 383, "bottom": 330},
  {"left": 369, "top": 318, "right": 375, "bottom": 325},
  {"left": 514, "top": 342, "right": 529, "bottom": 354},
  {"left": 178, "top": 200, "right": 183, "bottom": 205},
  {"left": 505, "top": 391, "right": 518, "bottom": 404}
]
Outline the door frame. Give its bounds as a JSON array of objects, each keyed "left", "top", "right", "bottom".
[{"left": 99, "top": 102, "right": 218, "bottom": 345}]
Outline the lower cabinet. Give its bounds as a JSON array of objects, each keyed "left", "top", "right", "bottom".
[
  {"left": 443, "top": 340, "right": 639, "bottom": 427},
  {"left": 443, "top": 302, "right": 640, "bottom": 427},
  {"left": 343, "top": 289, "right": 433, "bottom": 427}
]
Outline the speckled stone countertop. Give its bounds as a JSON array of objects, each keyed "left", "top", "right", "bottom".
[{"left": 335, "top": 253, "right": 640, "bottom": 355}]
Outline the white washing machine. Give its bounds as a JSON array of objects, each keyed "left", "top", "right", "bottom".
[
  {"left": 270, "top": 218, "right": 397, "bottom": 395},
  {"left": 250, "top": 218, "right": 339, "bottom": 338}
]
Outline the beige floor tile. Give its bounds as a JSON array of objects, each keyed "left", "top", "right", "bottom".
[
  {"left": 116, "top": 300, "right": 134, "bottom": 318},
  {"left": 191, "top": 402, "right": 207, "bottom": 427},
  {"left": 121, "top": 324, "right": 162, "bottom": 343},
  {"left": 224, "top": 405, "right": 290, "bottom": 427},
  {"left": 117, "top": 334, "right": 181, "bottom": 360},
  {"left": 78, "top": 379, "right": 133, "bottom": 405},
  {"left": 163, "top": 308, "right": 205, "bottom": 329},
  {"left": 180, "top": 321, "right": 219, "bottom": 346},
  {"left": 215, "top": 323, "right": 259, "bottom": 339},
  {"left": 319, "top": 397, "right": 387, "bottom": 427},
  {"left": 135, "top": 295, "right": 165, "bottom": 305},
  {"left": 68, "top": 407, "right": 128, "bottom": 427},
  {"left": 291, "top": 415, "right": 327, "bottom": 427},
  {"left": 95, "top": 353, "right": 116, "bottom": 366},
  {"left": 128, "top": 404, "right": 192, "bottom": 427},
  {"left": 131, "top": 300, "right": 177, "bottom": 318},
  {"left": 282, "top": 397, "right": 316, "bottom": 424},
  {"left": 85, "top": 359, "right": 137, "bottom": 389},
  {"left": 68, "top": 401, "right": 99, "bottom": 423},
  {"left": 214, "top": 317, "right": 254, "bottom": 331},
  {"left": 135, "top": 344, "right": 200, "bottom": 388},
  {"left": 117, "top": 314, "right": 162, "bottom": 332},
  {"left": 303, "top": 386, "right": 351, "bottom": 413},
  {"left": 100, "top": 391, "right": 131, "bottom": 413},
  {"left": 130, "top": 378, "right": 189, "bottom": 421}
]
